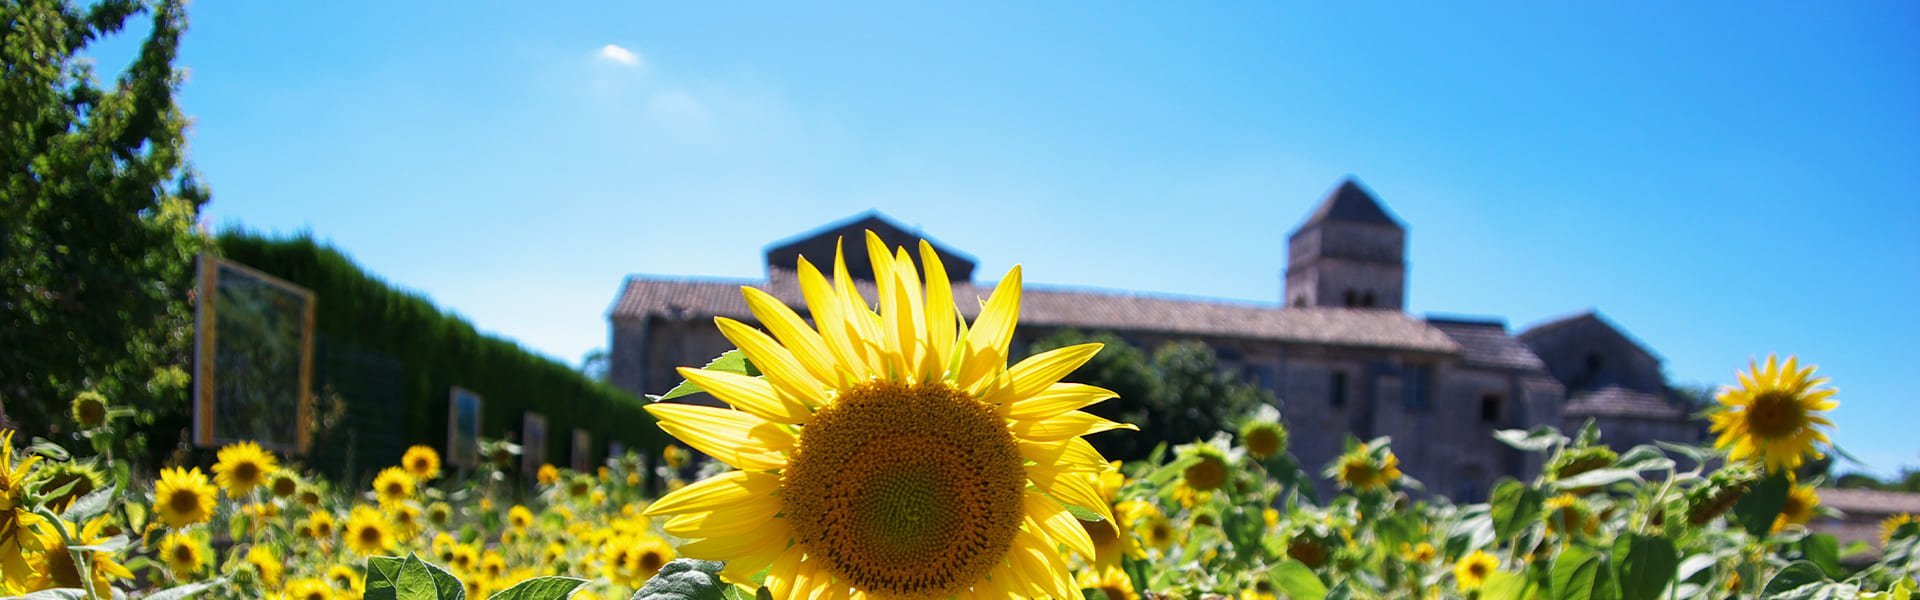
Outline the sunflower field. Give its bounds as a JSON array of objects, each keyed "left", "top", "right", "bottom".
[{"left": 3, "top": 234, "right": 1918, "bottom": 600}]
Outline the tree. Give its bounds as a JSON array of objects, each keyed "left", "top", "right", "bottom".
[
  {"left": 1, "top": 0, "right": 207, "bottom": 436},
  {"left": 1027, "top": 330, "right": 1270, "bottom": 461}
]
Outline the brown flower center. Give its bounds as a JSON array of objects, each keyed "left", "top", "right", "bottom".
[{"left": 781, "top": 381, "right": 1025, "bottom": 597}]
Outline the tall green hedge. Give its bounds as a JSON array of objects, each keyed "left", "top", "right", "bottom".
[{"left": 216, "top": 231, "right": 661, "bottom": 473}]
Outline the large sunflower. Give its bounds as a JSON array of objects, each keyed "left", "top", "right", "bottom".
[
  {"left": 1709, "top": 355, "right": 1837, "bottom": 473},
  {"left": 642, "top": 233, "right": 1130, "bottom": 599},
  {"left": 1, "top": 429, "right": 51, "bottom": 593}
]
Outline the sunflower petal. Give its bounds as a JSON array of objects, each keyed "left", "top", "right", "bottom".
[
  {"left": 1002, "top": 382, "right": 1118, "bottom": 420},
  {"left": 645, "top": 470, "right": 780, "bottom": 516},
  {"left": 715, "top": 318, "right": 826, "bottom": 410},
  {"left": 1024, "top": 491, "right": 1095, "bottom": 560},
  {"left": 958, "top": 266, "right": 1022, "bottom": 388},
  {"left": 1011, "top": 410, "right": 1136, "bottom": 441},
  {"left": 676, "top": 367, "right": 811, "bottom": 425},
  {"left": 991, "top": 343, "right": 1104, "bottom": 405},
  {"left": 744, "top": 286, "right": 845, "bottom": 389},
  {"left": 645, "top": 403, "right": 793, "bottom": 471}
]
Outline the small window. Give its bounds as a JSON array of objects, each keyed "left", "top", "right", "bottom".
[
  {"left": 1404, "top": 365, "right": 1432, "bottom": 411},
  {"left": 1342, "top": 290, "right": 1357, "bottom": 307},
  {"left": 1362, "top": 291, "right": 1376, "bottom": 307},
  {"left": 1480, "top": 393, "right": 1502, "bottom": 423},
  {"left": 1330, "top": 371, "right": 1348, "bottom": 407}
]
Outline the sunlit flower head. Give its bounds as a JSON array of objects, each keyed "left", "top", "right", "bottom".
[
  {"left": 1710, "top": 355, "right": 1837, "bottom": 473},
  {"left": 154, "top": 466, "right": 218, "bottom": 528},
  {"left": 1454, "top": 549, "right": 1499, "bottom": 591},
  {"left": 26, "top": 516, "right": 133, "bottom": 592},
  {"left": 641, "top": 232, "right": 1130, "bottom": 598},
  {"left": 212, "top": 441, "right": 278, "bottom": 499},
  {"left": 371, "top": 467, "right": 415, "bottom": 506},
  {"left": 1331, "top": 442, "right": 1402, "bottom": 491},
  {"left": 1773, "top": 484, "right": 1820, "bottom": 533},
  {"left": 157, "top": 531, "right": 207, "bottom": 580},
  {"left": 342, "top": 506, "right": 393, "bottom": 556},
  {"left": 403, "top": 445, "right": 442, "bottom": 481}
]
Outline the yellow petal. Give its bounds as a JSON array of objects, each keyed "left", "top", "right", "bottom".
[
  {"left": 1030, "top": 464, "right": 1116, "bottom": 524},
  {"left": 677, "top": 367, "right": 811, "bottom": 426},
  {"left": 679, "top": 520, "right": 789, "bottom": 561},
  {"left": 743, "top": 286, "right": 845, "bottom": 389},
  {"left": 715, "top": 318, "right": 827, "bottom": 409},
  {"left": 1024, "top": 491, "right": 1095, "bottom": 561},
  {"left": 645, "top": 403, "right": 793, "bottom": 471},
  {"left": 1020, "top": 437, "right": 1110, "bottom": 473},
  {"left": 645, "top": 470, "right": 780, "bottom": 516},
  {"left": 919, "top": 240, "right": 958, "bottom": 380},
  {"left": 1002, "top": 382, "right": 1117, "bottom": 420},
  {"left": 990, "top": 343, "right": 1103, "bottom": 405},
  {"left": 798, "top": 256, "right": 870, "bottom": 380},
  {"left": 958, "top": 266, "right": 1022, "bottom": 387},
  {"left": 1012, "top": 410, "right": 1135, "bottom": 442}
]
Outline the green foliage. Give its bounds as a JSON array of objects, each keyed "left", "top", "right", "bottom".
[
  {"left": 631, "top": 559, "right": 728, "bottom": 600},
  {"left": 215, "top": 231, "right": 663, "bottom": 474},
  {"left": 363, "top": 554, "right": 586, "bottom": 600},
  {"left": 1027, "top": 331, "right": 1269, "bottom": 460},
  {"left": 0, "top": 0, "right": 206, "bottom": 450}
]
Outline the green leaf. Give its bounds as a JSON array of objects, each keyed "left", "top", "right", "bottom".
[
  {"left": 10, "top": 589, "right": 90, "bottom": 599},
  {"left": 365, "top": 554, "right": 463, "bottom": 600},
  {"left": 143, "top": 578, "right": 229, "bottom": 600},
  {"left": 1550, "top": 545, "right": 1616, "bottom": 600},
  {"left": 1613, "top": 445, "right": 1675, "bottom": 473},
  {"left": 1482, "top": 570, "right": 1529, "bottom": 600},
  {"left": 634, "top": 558, "right": 729, "bottom": 600},
  {"left": 1760, "top": 561, "right": 1829, "bottom": 597},
  {"left": 1733, "top": 470, "right": 1792, "bottom": 537},
  {"left": 1489, "top": 479, "right": 1543, "bottom": 539},
  {"left": 27, "top": 438, "right": 71, "bottom": 462},
  {"left": 65, "top": 535, "right": 129, "bottom": 553},
  {"left": 1554, "top": 468, "right": 1642, "bottom": 490},
  {"left": 1493, "top": 426, "right": 1567, "bottom": 452},
  {"left": 59, "top": 484, "right": 116, "bottom": 522},
  {"left": 1613, "top": 533, "right": 1678, "bottom": 600},
  {"left": 1120, "top": 555, "right": 1152, "bottom": 599},
  {"left": 1062, "top": 502, "right": 1105, "bottom": 523},
  {"left": 1799, "top": 534, "right": 1841, "bottom": 578},
  {"left": 487, "top": 576, "right": 587, "bottom": 600},
  {"left": 1267, "top": 559, "right": 1327, "bottom": 599},
  {"left": 651, "top": 351, "right": 758, "bottom": 402}
]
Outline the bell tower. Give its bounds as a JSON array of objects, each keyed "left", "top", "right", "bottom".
[{"left": 1284, "top": 177, "right": 1407, "bottom": 310}]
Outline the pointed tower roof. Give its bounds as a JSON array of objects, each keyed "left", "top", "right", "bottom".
[{"left": 1301, "top": 178, "right": 1403, "bottom": 230}]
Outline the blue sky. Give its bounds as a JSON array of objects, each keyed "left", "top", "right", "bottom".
[{"left": 104, "top": 2, "right": 1919, "bottom": 475}]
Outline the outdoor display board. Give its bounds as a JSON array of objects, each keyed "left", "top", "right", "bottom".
[
  {"left": 193, "top": 254, "right": 315, "bottom": 453},
  {"left": 522, "top": 412, "right": 548, "bottom": 475},
  {"left": 571, "top": 428, "right": 593, "bottom": 471},
  {"left": 447, "top": 387, "right": 483, "bottom": 468}
]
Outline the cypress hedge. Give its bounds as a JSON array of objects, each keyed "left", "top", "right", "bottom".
[{"left": 215, "top": 230, "right": 661, "bottom": 475}]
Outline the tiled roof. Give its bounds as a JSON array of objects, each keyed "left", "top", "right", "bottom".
[
  {"left": 1563, "top": 385, "right": 1686, "bottom": 420},
  {"left": 1427, "top": 317, "right": 1549, "bottom": 372},
  {"left": 610, "top": 270, "right": 1463, "bottom": 354},
  {"left": 1819, "top": 488, "right": 1920, "bottom": 517}
]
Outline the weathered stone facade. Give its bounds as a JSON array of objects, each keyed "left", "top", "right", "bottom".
[{"left": 607, "top": 178, "right": 1702, "bottom": 499}]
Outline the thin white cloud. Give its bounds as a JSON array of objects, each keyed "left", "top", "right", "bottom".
[{"left": 598, "top": 44, "right": 641, "bottom": 67}]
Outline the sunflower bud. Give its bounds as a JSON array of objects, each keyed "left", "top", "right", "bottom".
[{"left": 70, "top": 391, "right": 108, "bottom": 429}]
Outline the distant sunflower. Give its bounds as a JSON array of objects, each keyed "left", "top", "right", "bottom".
[
  {"left": 1882, "top": 513, "right": 1916, "bottom": 545},
  {"left": 402, "top": 445, "right": 442, "bottom": 481},
  {"left": 343, "top": 507, "right": 393, "bottom": 556},
  {"left": 268, "top": 471, "right": 302, "bottom": 499},
  {"left": 1332, "top": 442, "right": 1402, "bottom": 491},
  {"left": 306, "top": 510, "right": 338, "bottom": 541},
  {"left": 642, "top": 232, "right": 1130, "bottom": 598},
  {"left": 212, "top": 441, "right": 279, "bottom": 498},
  {"left": 1773, "top": 484, "right": 1821, "bottom": 533},
  {"left": 247, "top": 544, "right": 283, "bottom": 587},
  {"left": 154, "top": 467, "right": 218, "bottom": 528},
  {"left": 1078, "top": 566, "right": 1137, "bottom": 600},
  {"left": 1081, "top": 466, "right": 1139, "bottom": 569},
  {"left": 630, "top": 537, "right": 674, "bottom": 581},
  {"left": 371, "top": 467, "right": 415, "bottom": 506},
  {"left": 1183, "top": 445, "right": 1230, "bottom": 492},
  {"left": 508, "top": 505, "right": 534, "bottom": 531},
  {"left": 389, "top": 503, "right": 424, "bottom": 540},
  {"left": 1710, "top": 355, "right": 1838, "bottom": 473},
  {"left": 1453, "top": 549, "right": 1499, "bottom": 591},
  {"left": 1240, "top": 419, "right": 1289, "bottom": 461},
  {"left": 536, "top": 464, "right": 560, "bottom": 486},
  {"left": 286, "top": 577, "right": 334, "bottom": 600},
  {"left": 326, "top": 564, "right": 360, "bottom": 592},
  {"left": 156, "top": 532, "right": 207, "bottom": 579}
]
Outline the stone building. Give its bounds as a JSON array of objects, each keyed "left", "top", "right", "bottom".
[{"left": 606, "top": 177, "right": 1702, "bottom": 499}]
